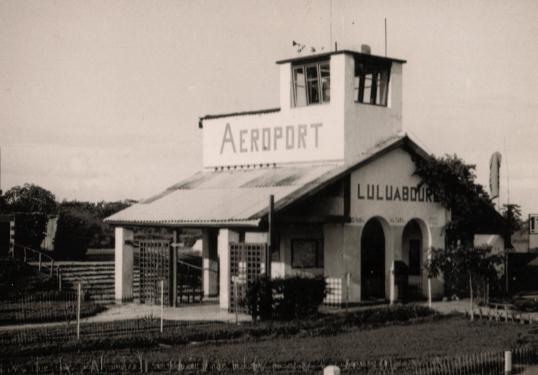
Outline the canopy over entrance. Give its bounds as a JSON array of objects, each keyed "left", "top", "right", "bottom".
[{"left": 105, "top": 164, "right": 343, "bottom": 227}]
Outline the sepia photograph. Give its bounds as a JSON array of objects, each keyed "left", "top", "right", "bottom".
[{"left": 1, "top": 0, "right": 537, "bottom": 373}]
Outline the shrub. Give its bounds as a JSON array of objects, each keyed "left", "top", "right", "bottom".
[
  {"left": 246, "top": 276, "right": 326, "bottom": 321},
  {"left": 512, "top": 298, "right": 538, "bottom": 312},
  {"left": 54, "top": 206, "right": 100, "bottom": 259}
]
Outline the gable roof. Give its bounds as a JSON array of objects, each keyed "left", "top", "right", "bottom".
[{"left": 105, "top": 134, "right": 429, "bottom": 227}]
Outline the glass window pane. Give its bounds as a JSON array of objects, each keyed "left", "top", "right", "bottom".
[
  {"left": 293, "top": 67, "right": 306, "bottom": 107},
  {"left": 363, "top": 74, "right": 372, "bottom": 104},
  {"left": 378, "top": 70, "right": 390, "bottom": 105},
  {"left": 306, "top": 65, "right": 318, "bottom": 79},
  {"left": 320, "top": 63, "right": 330, "bottom": 102},
  {"left": 307, "top": 79, "right": 320, "bottom": 104},
  {"left": 321, "top": 77, "right": 330, "bottom": 102}
]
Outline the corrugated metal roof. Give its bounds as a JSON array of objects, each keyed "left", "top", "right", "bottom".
[
  {"left": 105, "top": 134, "right": 424, "bottom": 227},
  {"left": 105, "top": 164, "right": 341, "bottom": 226}
]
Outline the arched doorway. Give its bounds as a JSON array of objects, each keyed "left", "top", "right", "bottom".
[
  {"left": 402, "top": 219, "right": 426, "bottom": 298},
  {"left": 361, "top": 219, "right": 386, "bottom": 300}
]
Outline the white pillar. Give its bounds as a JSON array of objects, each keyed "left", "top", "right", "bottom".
[
  {"left": 202, "top": 229, "right": 219, "bottom": 297},
  {"left": 115, "top": 226, "right": 134, "bottom": 303},
  {"left": 218, "top": 228, "right": 239, "bottom": 309},
  {"left": 323, "top": 366, "right": 341, "bottom": 375},
  {"left": 389, "top": 261, "right": 396, "bottom": 305}
]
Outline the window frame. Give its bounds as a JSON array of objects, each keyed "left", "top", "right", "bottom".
[
  {"left": 354, "top": 58, "right": 391, "bottom": 107},
  {"left": 291, "top": 238, "right": 324, "bottom": 269},
  {"left": 292, "top": 60, "right": 330, "bottom": 107}
]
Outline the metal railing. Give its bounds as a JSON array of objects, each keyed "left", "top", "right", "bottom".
[{"left": 14, "top": 243, "right": 62, "bottom": 287}]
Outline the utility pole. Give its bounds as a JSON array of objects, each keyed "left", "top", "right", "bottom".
[{"left": 267, "top": 195, "right": 274, "bottom": 278}]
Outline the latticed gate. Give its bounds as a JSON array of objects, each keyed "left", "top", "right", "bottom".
[
  {"left": 137, "top": 240, "right": 170, "bottom": 305},
  {"left": 229, "top": 242, "right": 267, "bottom": 313}
]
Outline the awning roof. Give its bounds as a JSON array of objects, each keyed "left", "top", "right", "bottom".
[
  {"left": 105, "top": 134, "right": 425, "bottom": 227},
  {"left": 105, "top": 164, "right": 343, "bottom": 227}
]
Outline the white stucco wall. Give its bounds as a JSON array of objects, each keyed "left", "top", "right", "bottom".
[
  {"left": 343, "top": 61, "right": 403, "bottom": 162},
  {"left": 202, "top": 52, "right": 404, "bottom": 168},
  {"left": 324, "top": 147, "right": 448, "bottom": 302},
  {"left": 218, "top": 228, "right": 239, "bottom": 309}
]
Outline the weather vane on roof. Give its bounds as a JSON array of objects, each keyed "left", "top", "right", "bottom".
[{"left": 292, "top": 41, "right": 324, "bottom": 55}]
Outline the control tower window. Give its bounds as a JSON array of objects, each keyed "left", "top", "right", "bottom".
[
  {"left": 354, "top": 59, "right": 391, "bottom": 106},
  {"left": 292, "top": 61, "right": 330, "bottom": 106}
]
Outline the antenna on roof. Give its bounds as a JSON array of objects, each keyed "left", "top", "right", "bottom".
[
  {"left": 384, "top": 18, "right": 388, "bottom": 56},
  {"left": 329, "top": 0, "right": 333, "bottom": 47}
]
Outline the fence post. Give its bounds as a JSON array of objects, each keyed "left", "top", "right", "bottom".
[
  {"left": 58, "top": 273, "right": 62, "bottom": 292},
  {"left": 232, "top": 276, "right": 239, "bottom": 325},
  {"left": 323, "top": 365, "right": 341, "bottom": 375},
  {"left": 38, "top": 252, "right": 42, "bottom": 271},
  {"left": 160, "top": 280, "right": 164, "bottom": 334},
  {"left": 76, "top": 283, "right": 81, "bottom": 340},
  {"left": 24, "top": 247, "right": 27, "bottom": 262},
  {"left": 505, "top": 351, "right": 512, "bottom": 374},
  {"left": 427, "top": 249, "right": 432, "bottom": 309},
  {"left": 345, "top": 272, "right": 350, "bottom": 313},
  {"left": 50, "top": 259, "right": 54, "bottom": 278}
]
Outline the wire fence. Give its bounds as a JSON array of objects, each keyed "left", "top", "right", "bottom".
[
  {"left": 0, "top": 280, "right": 225, "bottom": 347},
  {"left": 2, "top": 275, "right": 538, "bottom": 374}
]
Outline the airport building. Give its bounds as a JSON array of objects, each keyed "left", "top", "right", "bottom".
[{"left": 106, "top": 49, "right": 451, "bottom": 308}]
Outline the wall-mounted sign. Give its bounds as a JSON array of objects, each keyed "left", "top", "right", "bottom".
[
  {"left": 202, "top": 109, "right": 344, "bottom": 167},
  {"left": 357, "top": 183, "right": 438, "bottom": 203}
]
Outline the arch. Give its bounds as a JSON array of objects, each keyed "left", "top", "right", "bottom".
[
  {"left": 402, "top": 218, "right": 432, "bottom": 298},
  {"left": 360, "top": 217, "right": 390, "bottom": 300}
]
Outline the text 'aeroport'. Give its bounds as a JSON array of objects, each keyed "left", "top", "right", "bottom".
[{"left": 220, "top": 122, "right": 323, "bottom": 154}]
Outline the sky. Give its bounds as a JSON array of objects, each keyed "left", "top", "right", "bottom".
[{"left": 0, "top": 0, "right": 537, "bottom": 216}]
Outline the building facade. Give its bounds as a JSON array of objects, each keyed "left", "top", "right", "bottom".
[{"left": 106, "top": 49, "right": 449, "bottom": 308}]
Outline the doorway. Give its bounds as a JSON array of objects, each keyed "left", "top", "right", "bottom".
[{"left": 361, "top": 219, "right": 386, "bottom": 299}]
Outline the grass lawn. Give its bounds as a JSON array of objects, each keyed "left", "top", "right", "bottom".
[
  {"left": 2, "top": 311, "right": 537, "bottom": 373},
  {"left": 171, "top": 315, "right": 534, "bottom": 362}
]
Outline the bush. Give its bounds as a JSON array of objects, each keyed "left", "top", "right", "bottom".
[
  {"left": 0, "top": 258, "right": 57, "bottom": 299},
  {"left": 13, "top": 212, "right": 49, "bottom": 250},
  {"left": 512, "top": 298, "right": 538, "bottom": 312},
  {"left": 54, "top": 207, "right": 100, "bottom": 259},
  {"left": 245, "top": 276, "right": 326, "bottom": 321}
]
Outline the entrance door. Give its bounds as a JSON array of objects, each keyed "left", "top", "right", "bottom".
[
  {"left": 361, "top": 219, "right": 385, "bottom": 299},
  {"left": 137, "top": 240, "right": 170, "bottom": 305}
]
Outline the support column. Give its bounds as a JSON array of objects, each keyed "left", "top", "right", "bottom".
[
  {"left": 115, "top": 226, "right": 134, "bottom": 303},
  {"left": 343, "top": 223, "right": 361, "bottom": 302},
  {"left": 387, "top": 225, "right": 403, "bottom": 301},
  {"left": 218, "top": 228, "right": 239, "bottom": 309},
  {"left": 202, "top": 229, "right": 218, "bottom": 298}
]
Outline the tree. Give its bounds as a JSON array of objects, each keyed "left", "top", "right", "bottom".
[
  {"left": 415, "top": 153, "right": 510, "bottom": 304},
  {"left": 3, "top": 184, "right": 57, "bottom": 215},
  {"left": 2, "top": 184, "right": 58, "bottom": 249},
  {"left": 54, "top": 200, "right": 133, "bottom": 257},
  {"left": 426, "top": 243, "right": 503, "bottom": 320},
  {"left": 54, "top": 205, "right": 101, "bottom": 259},
  {"left": 501, "top": 203, "right": 522, "bottom": 237},
  {"left": 414, "top": 154, "right": 507, "bottom": 246}
]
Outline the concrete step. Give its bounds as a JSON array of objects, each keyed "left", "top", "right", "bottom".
[{"left": 61, "top": 273, "right": 115, "bottom": 281}]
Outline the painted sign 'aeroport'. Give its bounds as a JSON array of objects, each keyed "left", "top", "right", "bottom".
[
  {"left": 202, "top": 109, "right": 344, "bottom": 167},
  {"left": 219, "top": 122, "right": 323, "bottom": 154}
]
